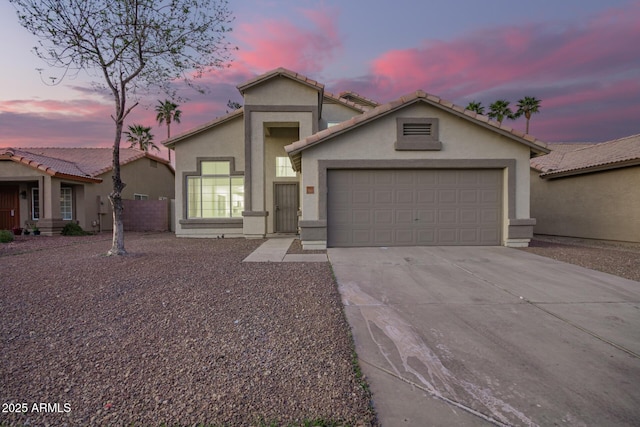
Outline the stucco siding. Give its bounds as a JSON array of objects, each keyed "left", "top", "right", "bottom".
[
  {"left": 300, "top": 103, "right": 532, "bottom": 224},
  {"left": 243, "top": 77, "right": 319, "bottom": 106},
  {"left": 320, "top": 102, "right": 363, "bottom": 128},
  {"left": 173, "top": 116, "right": 244, "bottom": 236},
  {"left": 531, "top": 167, "right": 640, "bottom": 242}
]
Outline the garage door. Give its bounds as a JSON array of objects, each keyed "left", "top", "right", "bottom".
[{"left": 327, "top": 169, "right": 502, "bottom": 247}]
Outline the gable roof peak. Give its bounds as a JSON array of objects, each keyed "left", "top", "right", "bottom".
[{"left": 237, "top": 67, "right": 324, "bottom": 94}]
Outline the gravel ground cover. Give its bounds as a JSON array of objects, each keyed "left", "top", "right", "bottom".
[
  {"left": 0, "top": 233, "right": 375, "bottom": 427},
  {"left": 520, "top": 235, "right": 640, "bottom": 282}
]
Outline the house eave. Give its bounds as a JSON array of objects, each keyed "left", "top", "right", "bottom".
[{"left": 286, "top": 94, "right": 550, "bottom": 162}]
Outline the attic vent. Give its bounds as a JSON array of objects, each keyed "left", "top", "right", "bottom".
[
  {"left": 403, "top": 123, "right": 432, "bottom": 136},
  {"left": 395, "top": 117, "right": 442, "bottom": 151}
]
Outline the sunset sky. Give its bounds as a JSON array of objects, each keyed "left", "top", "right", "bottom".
[{"left": 1, "top": 0, "right": 639, "bottom": 155}]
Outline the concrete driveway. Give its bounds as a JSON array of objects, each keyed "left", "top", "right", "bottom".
[{"left": 328, "top": 246, "right": 640, "bottom": 426}]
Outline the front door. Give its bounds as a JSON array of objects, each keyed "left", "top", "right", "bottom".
[
  {"left": 0, "top": 185, "right": 20, "bottom": 230},
  {"left": 274, "top": 183, "right": 298, "bottom": 233}
]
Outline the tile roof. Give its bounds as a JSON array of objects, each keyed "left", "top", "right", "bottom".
[
  {"left": 0, "top": 147, "right": 171, "bottom": 182},
  {"left": 323, "top": 92, "right": 369, "bottom": 113},
  {"left": 237, "top": 67, "right": 324, "bottom": 94},
  {"left": 285, "top": 90, "right": 549, "bottom": 169},
  {"left": 531, "top": 134, "right": 640, "bottom": 178},
  {"left": 338, "top": 91, "right": 380, "bottom": 109}
]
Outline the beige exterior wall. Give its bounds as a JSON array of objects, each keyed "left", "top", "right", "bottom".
[
  {"left": 321, "top": 102, "right": 363, "bottom": 128},
  {"left": 299, "top": 102, "right": 533, "bottom": 247},
  {"left": 173, "top": 115, "right": 245, "bottom": 237},
  {"left": 243, "top": 78, "right": 319, "bottom": 106},
  {"left": 531, "top": 167, "right": 640, "bottom": 242}
]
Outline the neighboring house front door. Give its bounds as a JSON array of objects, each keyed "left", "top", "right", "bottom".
[
  {"left": 0, "top": 185, "right": 20, "bottom": 230},
  {"left": 274, "top": 183, "right": 298, "bottom": 233}
]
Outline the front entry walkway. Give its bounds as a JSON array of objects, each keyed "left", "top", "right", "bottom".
[{"left": 243, "top": 237, "right": 328, "bottom": 262}]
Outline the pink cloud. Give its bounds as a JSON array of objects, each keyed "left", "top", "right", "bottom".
[
  {"left": 235, "top": 5, "right": 341, "bottom": 74},
  {"left": 347, "top": 2, "right": 640, "bottom": 102}
]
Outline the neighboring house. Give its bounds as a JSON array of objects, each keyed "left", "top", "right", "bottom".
[
  {"left": 165, "top": 67, "right": 549, "bottom": 248},
  {"left": 530, "top": 134, "right": 640, "bottom": 242},
  {"left": 0, "top": 147, "right": 174, "bottom": 235}
]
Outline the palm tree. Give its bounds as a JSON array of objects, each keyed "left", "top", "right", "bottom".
[
  {"left": 466, "top": 101, "right": 485, "bottom": 115},
  {"left": 124, "top": 124, "right": 158, "bottom": 152},
  {"left": 155, "top": 100, "right": 182, "bottom": 162},
  {"left": 488, "top": 100, "right": 515, "bottom": 125},
  {"left": 516, "top": 96, "right": 541, "bottom": 134}
]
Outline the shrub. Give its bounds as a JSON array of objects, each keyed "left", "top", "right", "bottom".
[
  {"left": 0, "top": 229, "right": 14, "bottom": 243},
  {"left": 61, "top": 222, "right": 88, "bottom": 236}
]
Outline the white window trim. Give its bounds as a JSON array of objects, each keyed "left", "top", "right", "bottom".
[
  {"left": 60, "top": 187, "right": 72, "bottom": 220},
  {"left": 134, "top": 193, "right": 149, "bottom": 200},
  {"left": 31, "top": 187, "right": 40, "bottom": 220}
]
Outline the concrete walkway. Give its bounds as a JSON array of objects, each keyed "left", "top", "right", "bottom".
[
  {"left": 329, "top": 246, "right": 640, "bottom": 426},
  {"left": 243, "top": 237, "right": 328, "bottom": 262}
]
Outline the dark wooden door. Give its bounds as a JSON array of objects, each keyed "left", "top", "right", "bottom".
[
  {"left": 0, "top": 185, "right": 20, "bottom": 230},
  {"left": 274, "top": 183, "right": 298, "bottom": 233}
]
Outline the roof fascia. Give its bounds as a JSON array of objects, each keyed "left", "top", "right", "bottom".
[
  {"left": 163, "top": 109, "right": 244, "bottom": 148},
  {"left": 288, "top": 96, "right": 549, "bottom": 157}
]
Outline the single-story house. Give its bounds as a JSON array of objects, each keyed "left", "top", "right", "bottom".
[
  {"left": 165, "top": 67, "right": 549, "bottom": 248},
  {"left": 530, "top": 134, "right": 640, "bottom": 243},
  {"left": 0, "top": 147, "right": 175, "bottom": 235}
]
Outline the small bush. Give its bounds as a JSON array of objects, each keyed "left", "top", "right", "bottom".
[
  {"left": 0, "top": 229, "right": 14, "bottom": 243},
  {"left": 61, "top": 222, "right": 88, "bottom": 236}
]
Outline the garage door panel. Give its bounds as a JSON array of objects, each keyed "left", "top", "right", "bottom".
[
  {"left": 327, "top": 169, "right": 502, "bottom": 247},
  {"left": 374, "top": 171, "right": 394, "bottom": 185},
  {"left": 437, "top": 228, "right": 457, "bottom": 244},
  {"left": 460, "top": 229, "right": 479, "bottom": 243},
  {"left": 481, "top": 209, "right": 500, "bottom": 223},
  {"left": 417, "top": 189, "right": 436, "bottom": 203},
  {"left": 460, "top": 189, "right": 478, "bottom": 203},
  {"left": 460, "top": 209, "right": 479, "bottom": 224},
  {"left": 438, "top": 189, "right": 457, "bottom": 204},
  {"left": 396, "top": 190, "right": 414, "bottom": 204},
  {"left": 437, "top": 171, "right": 457, "bottom": 185},
  {"left": 374, "top": 209, "right": 393, "bottom": 224},
  {"left": 395, "top": 229, "right": 414, "bottom": 244},
  {"left": 416, "top": 210, "right": 436, "bottom": 223},
  {"left": 438, "top": 209, "right": 457, "bottom": 224},
  {"left": 395, "top": 210, "right": 414, "bottom": 224},
  {"left": 481, "top": 189, "right": 500, "bottom": 203},
  {"left": 374, "top": 190, "right": 393, "bottom": 204},
  {"left": 416, "top": 229, "right": 436, "bottom": 244},
  {"left": 373, "top": 229, "right": 392, "bottom": 244},
  {"left": 353, "top": 229, "right": 372, "bottom": 244},
  {"left": 353, "top": 190, "right": 372, "bottom": 204},
  {"left": 352, "top": 209, "right": 371, "bottom": 225}
]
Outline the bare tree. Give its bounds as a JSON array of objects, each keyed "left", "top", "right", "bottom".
[{"left": 10, "top": 0, "right": 235, "bottom": 255}]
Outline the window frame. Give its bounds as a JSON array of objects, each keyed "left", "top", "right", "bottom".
[
  {"left": 31, "top": 187, "right": 40, "bottom": 220},
  {"left": 185, "top": 158, "right": 245, "bottom": 220},
  {"left": 275, "top": 156, "right": 297, "bottom": 178},
  {"left": 60, "top": 187, "right": 73, "bottom": 220}
]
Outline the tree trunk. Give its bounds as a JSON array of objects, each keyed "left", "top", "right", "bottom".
[{"left": 107, "top": 119, "right": 127, "bottom": 256}]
